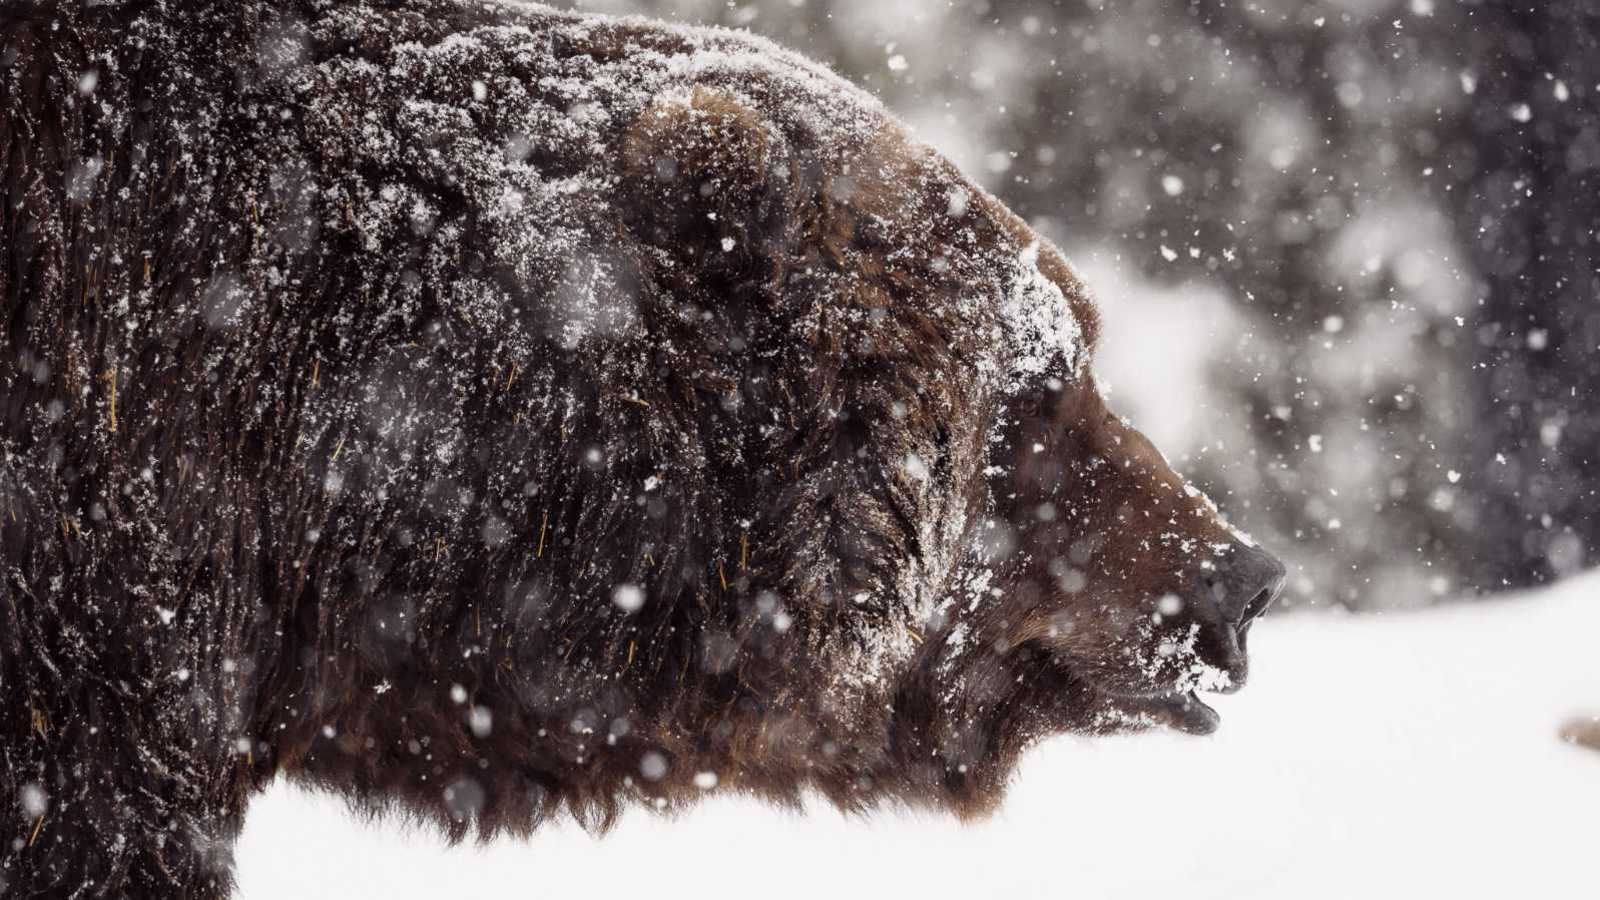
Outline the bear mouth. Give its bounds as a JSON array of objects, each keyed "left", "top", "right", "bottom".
[
  {"left": 1104, "top": 688, "right": 1222, "bottom": 736},
  {"left": 1030, "top": 643, "right": 1232, "bottom": 737}
]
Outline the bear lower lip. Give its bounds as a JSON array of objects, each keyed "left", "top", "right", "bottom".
[
  {"left": 1164, "top": 691, "right": 1221, "bottom": 735},
  {"left": 1108, "top": 689, "right": 1221, "bottom": 735}
]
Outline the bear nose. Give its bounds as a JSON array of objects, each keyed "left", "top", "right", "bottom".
[
  {"left": 1194, "top": 545, "right": 1286, "bottom": 692},
  {"left": 1209, "top": 544, "right": 1287, "bottom": 631}
]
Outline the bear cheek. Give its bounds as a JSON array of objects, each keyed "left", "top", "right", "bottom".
[{"left": 1006, "top": 584, "right": 1141, "bottom": 685}]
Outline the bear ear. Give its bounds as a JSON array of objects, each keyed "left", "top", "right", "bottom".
[{"left": 620, "top": 86, "right": 799, "bottom": 281}]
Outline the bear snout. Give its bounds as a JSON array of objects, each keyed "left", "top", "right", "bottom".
[{"left": 1191, "top": 544, "right": 1287, "bottom": 691}]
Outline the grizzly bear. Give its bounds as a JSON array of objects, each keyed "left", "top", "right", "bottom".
[{"left": 0, "top": 1, "right": 1285, "bottom": 896}]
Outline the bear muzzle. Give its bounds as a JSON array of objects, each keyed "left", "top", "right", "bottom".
[{"left": 1190, "top": 543, "right": 1288, "bottom": 693}]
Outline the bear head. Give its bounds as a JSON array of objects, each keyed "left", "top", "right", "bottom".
[{"left": 616, "top": 82, "right": 1285, "bottom": 785}]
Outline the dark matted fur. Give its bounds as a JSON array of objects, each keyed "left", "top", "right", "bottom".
[{"left": 1, "top": 2, "right": 1278, "bottom": 897}]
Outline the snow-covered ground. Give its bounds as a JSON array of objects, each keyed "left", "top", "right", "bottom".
[{"left": 237, "top": 573, "right": 1600, "bottom": 899}]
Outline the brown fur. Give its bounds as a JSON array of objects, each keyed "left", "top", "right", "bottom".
[{"left": 0, "top": 2, "right": 1281, "bottom": 896}]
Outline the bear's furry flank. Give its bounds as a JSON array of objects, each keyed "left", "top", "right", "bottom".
[{"left": 1, "top": 2, "right": 1251, "bottom": 897}]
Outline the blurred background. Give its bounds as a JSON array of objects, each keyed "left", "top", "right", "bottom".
[{"left": 555, "top": 0, "right": 1600, "bottom": 610}]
